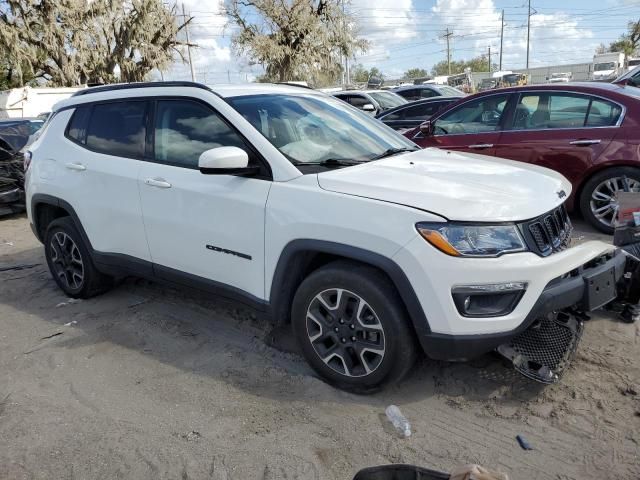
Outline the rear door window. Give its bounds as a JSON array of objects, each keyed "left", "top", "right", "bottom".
[
  {"left": 86, "top": 101, "right": 147, "bottom": 158},
  {"left": 510, "top": 93, "right": 619, "bottom": 130}
]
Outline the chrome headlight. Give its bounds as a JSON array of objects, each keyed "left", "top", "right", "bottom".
[{"left": 416, "top": 222, "right": 527, "bottom": 257}]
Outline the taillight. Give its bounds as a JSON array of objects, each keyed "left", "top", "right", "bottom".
[{"left": 24, "top": 150, "right": 32, "bottom": 171}]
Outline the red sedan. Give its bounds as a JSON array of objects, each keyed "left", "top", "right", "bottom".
[{"left": 406, "top": 82, "right": 640, "bottom": 233}]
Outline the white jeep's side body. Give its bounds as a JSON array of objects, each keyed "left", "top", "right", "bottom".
[{"left": 25, "top": 83, "right": 623, "bottom": 390}]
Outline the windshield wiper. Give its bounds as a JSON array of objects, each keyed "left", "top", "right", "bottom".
[
  {"left": 293, "top": 159, "right": 364, "bottom": 168},
  {"left": 370, "top": 147, "right": 419, "bottom": 161}
]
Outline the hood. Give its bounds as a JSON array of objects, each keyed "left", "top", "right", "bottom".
[{"left": 317, "top": 148, "right": 571, "bottom": 222}]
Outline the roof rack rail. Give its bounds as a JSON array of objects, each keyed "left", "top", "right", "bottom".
[
  {"left": 72, "top": 81, "right": 211, "bottom": 97},
  {"left": 275, "top": 82, "right": 314, "bottom": 90}
]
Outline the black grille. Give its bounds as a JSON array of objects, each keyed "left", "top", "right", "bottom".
[
  {"left": 497, "top": 312, "right": 583, "bottom": 384},
  {"left": 521, "top": 204, "right": 572, "bottom": 256}
]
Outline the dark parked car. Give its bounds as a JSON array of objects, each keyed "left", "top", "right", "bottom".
[
  {"left": 614, "top": 64, "right": 640, "bottom": 88},
  {"left": 392, "top": 84, "right": 465, "bottom": 101},
  {"left": 0, "top": 118, "right": 43, "bottom": 216},
  {"left": 332, "top": 90, "right": 407, "bottom": 115},
  {"left": 405, "top": 82, "right": 640, "bottom": 233},
  {"left": 375, "top": 97, "right": 460, "bottom": 131}
]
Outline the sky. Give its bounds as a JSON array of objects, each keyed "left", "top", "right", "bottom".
[{"left": 163, "top": 0, "right": 640, "bottom": 83}]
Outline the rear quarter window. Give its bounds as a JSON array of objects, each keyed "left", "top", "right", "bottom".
[{"left": 65, "top": 105, "right": 91, "bottom": 144}]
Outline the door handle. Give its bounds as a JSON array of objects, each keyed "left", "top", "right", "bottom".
[
  {"left": 468, "top": 144, "right": 494, "bottom": 149},
  {"left": 65, "top": 162, "right": 86, "bottom": 171},
  {"left": 569, "top": 139, "right": 601, "bottom": 146},
  {"left": 144, "top": 177, "right": 172, "bottom": 189}
]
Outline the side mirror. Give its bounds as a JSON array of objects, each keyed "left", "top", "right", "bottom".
[
  {"left": 198, "top": 146, "right": 258, "bottom": 176},
  {"left": 419, "top": 120, "right": 434, "bottom": 136},
  {"left": 362, "top": 103, "right": 376, "bottom": 112}
]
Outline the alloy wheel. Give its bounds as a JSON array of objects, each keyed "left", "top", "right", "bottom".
[
  {"left": 306, "top": 288, "right": 385, "bottom": 377},
  {"left": 590, "top": 176, "right": 640, "bottom": 229},
  {"left": 49, "top": 231, "right": 84, "bottom": 290}
]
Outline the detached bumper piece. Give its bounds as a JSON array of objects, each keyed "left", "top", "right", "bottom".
[{"left": 497, "top": 311, "right": 583, "bottom": 384}]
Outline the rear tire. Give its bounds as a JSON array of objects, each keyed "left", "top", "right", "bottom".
[
  {"left": 44, "top": 217, "right": 113, "bottom": 298},
  {"left": 291, "top": 261, "right": 417, "bottom": 393},
  {"left": 580, "top": 167, "right": 640, "bottom": 234}
]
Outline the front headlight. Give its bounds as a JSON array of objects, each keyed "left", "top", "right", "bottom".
[{"left": 416, "top": 222, "right": 527, "bottom": 257}]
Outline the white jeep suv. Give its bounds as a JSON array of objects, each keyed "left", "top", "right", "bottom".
[{"left": 25, "top": 82, "right": 625, "bottom": 392}]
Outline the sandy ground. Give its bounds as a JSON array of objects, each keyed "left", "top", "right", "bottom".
[{"left": 0, "top": 214, "right": 638, "bottom": 480}]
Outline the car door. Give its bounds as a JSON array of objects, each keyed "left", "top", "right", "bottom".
[
  {"left": 60, "top": 101, "right": 151, "bottom": 264},
  {"left": 417, "top": 93, "right": 512, "bottom": 156},
  {"left": 137, "top": 97, "right": 272, "bottom": 300},
  {"left": 493, "top": 91, "right": 621, "bottom": 188}
]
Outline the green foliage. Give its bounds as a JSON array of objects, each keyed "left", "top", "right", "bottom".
[
  {"left": 404, "top": 68, "right": 428, "bottom": 79},
  {"left": 598, "top": 19, "right": 640, "bottom": 56},
  {"left": 226, "top": 0, "right": 368, "bottom": 86},
  {"left": 431, "top": 54, "right": 497, "bottom": 76},
  {"left": 350, "top": 64, "right": 382, "bottom": 83},
  {"left": 0, "top": 0, "right": 189, "bottom": 88}
]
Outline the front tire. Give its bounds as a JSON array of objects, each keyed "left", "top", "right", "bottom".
[
  {"left": 580, "top": 167, "right": 640, "bottom": 234},
  {"left": 291, "top": 261, "right": 417, "bottom": 393},
  {"left": 44, "top": 217, "right": 113, "bottom": 298}
]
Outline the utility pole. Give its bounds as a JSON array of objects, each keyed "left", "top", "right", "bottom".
[
  {"left": 499, "top": 9, "right": 504, "bottom": 71},
  {"left": 526, "top": 0, "right": 531, "bottom": 69},
  {"left": 441, "top": 28, "right": 453, "bottom": 75},
  {"left": 342, "top": 0, "right": 350, "bottom": 84},
  {"left": 182, "top": 3, "right": 196, "bottom": 82},
  {"left": 488, "top": 46, "right": 491, "bottom": 73}
]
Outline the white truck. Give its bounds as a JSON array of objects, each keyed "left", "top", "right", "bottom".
[
  {"left": 628, "top": 57, "right": 640, "bottom": 72},
  {"left": 0, "top": 86, "right": 84, "bottom": 119},
  {"left": 592, "top": 52, "right": 625, "bottom": 81}
]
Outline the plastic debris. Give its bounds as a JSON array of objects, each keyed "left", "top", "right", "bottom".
[
  {"left": 385, "top": 405, "right": 411, "bottom": 438},
  {"left": 56, "top": 298, "right": 82, "bottom": 308},
  {"left": 516, "top": 434, "right": 533, "bottom": 450}
]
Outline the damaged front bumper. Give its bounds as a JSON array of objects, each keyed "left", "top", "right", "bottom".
[
  {"left": 496, "top": 249, "right": 626, "bottom": 383},
  {"left": 420, "top": 249, "right": 627, "bottom": 383}
]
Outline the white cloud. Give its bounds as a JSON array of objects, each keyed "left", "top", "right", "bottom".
[{"left": 430, "top": 0, "right": 598, "bottom": 69}]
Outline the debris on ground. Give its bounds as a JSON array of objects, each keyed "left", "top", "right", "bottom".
[
  {"left": 56, "top": 298, "right": 82, "bottom": 308},
  {"left": 63, "top": 321, "right": 77, "bottom": 327},
  {"left": 180, "top": 431, "right": 202, "bottom": 442},
  {"left": 516, "top": 434, "right": 533, "bottom": 450},
  {"left": 385, "top": 405, "right": 411, "bottom": 438}
]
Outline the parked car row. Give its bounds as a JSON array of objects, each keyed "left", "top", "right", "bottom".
[{"left": 404, "top": 82, "right": 640, "bottom": 233}]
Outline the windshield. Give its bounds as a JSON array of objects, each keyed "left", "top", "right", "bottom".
[
  {"left": 595, "top": 62, "right": 616, "bottom": 71},
  {"left": 551, "top": 73, "right": 569, "bottom": 78},
  {"left": 367, "top": 91, "right": 407, "bottom": 109},
  {"left": 629, "top": 59, "right": 640, "bottom": 67},
  {"left": 228, "top": 93, "right": 417, "bottom": 166}
]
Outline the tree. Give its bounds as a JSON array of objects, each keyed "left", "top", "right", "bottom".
[
  {"left": 431, "top": 54, "right": 497, "bottom": 76},
  {"left": 607, "top": 19, "right": 640, "bottom": 56},
  {"left": 0, "top": 0, "right": 190, "bottom": 87},
  {"left": 404, "top": 67, "right": 428, "bottom": 79},
  {"left": 351, "top": 64, "right": 369, "bottom": 83},
  {"left": 349, "top": 64, "right": 382, "bottom": 84},
  {"left": 226, "top": 0, "right": 368, "bottom": 86}
]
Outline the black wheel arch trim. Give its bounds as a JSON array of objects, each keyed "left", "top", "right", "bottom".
[{"left": 269, "top": 239, "right": 432, "bottom": 336}]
